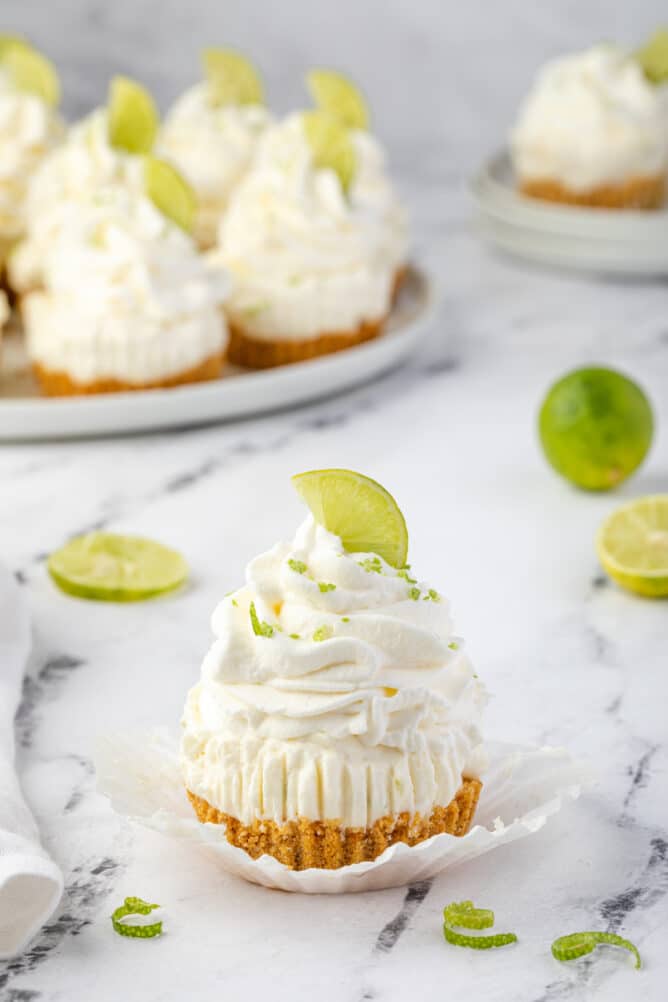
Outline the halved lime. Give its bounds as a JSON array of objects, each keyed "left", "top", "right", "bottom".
[
  {"left": 202, "top": 48, "right": 264, "bottom": 106},
  {"left": 3, "top": 42, "right": 60, "bottom": 106},
  {"left": 539, "top": 367, "right": 654, "bottom": 491},
  {"left": 597, "top": 496, "right": 668, "bottom": 598},
  {"left": 636, "top": 28, "right": 668, "bottom": 83},
  {"left": 292, "top": 469, "right": 408, "bottom": 567},
  {"left": 306, "top": 69, "right": 369, "bottom": 130},
  {"left": 48, "top": 532, "right": 188, "bottom": 602},
  {"left": 144, "top": 156, "right": 197, "bottom": 233},
  {"left": 302, "top": 110, "right": 356, "bottom": 193},
  {"left": 108, "top": 76, "right": 158, "bottom": 154}
]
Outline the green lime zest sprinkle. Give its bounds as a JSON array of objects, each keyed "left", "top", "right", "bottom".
[
  {"left": 423, "top": 588, "right": 442, "bottom": 602},
  {"left": 408, "top": 587, "right": 421, "bottom": 601},
  {"left": 443, "top": 901, "right": 517, "bottom": 950},
  {"left": 288, "top": 558, "right": 307, "bottom": 575},
  {"left": 318, "top": 582, "right": 336, "bottom": 593},
  {"left": 359, "top": 556, "right": 383, "bottom": 574},
  {"left": 289, "top": 633, "right": 300, "bottom": 639},
  {"left": 397, "top": 569, "right": 417, "bottom": 584},
  {"left": 313, "top": 625, "right": 333, "bottom": 642},
  {"left": 551, "top": 932, "right": 641, "bottom": 970},
  {"left": 249, "top": 601, "right": 275, "bottom": 638},
  {"left": 112, "top": 897, "right": 162, "bottom": 939},
  {"left": 231, "top": 599, "right": 238, "bottom": 607},
  {"left": 341, "top": 616, "right": 350, "bottom": 622},
  {"left": 448, "top": 640, "right": 459, "bottom": 650}
]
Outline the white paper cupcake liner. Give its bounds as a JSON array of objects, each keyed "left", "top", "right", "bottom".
[{"left": 95, "top": 731, "right": 586, "bottom": 894}]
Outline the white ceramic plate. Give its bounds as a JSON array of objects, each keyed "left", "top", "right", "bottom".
[
  {"left": 472, "top": 152, "right": 668, "bottom": 276},
  {"left": 0, "top": 266, "right": 434, "bottom": 441}
]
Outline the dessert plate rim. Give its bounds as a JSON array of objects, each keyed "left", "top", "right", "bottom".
[
  {"left": 0, "top": 264, "right": 435, "bottom": 442},
  {"left": 471, "top": 151, "right": 668, "bottom": 275}
]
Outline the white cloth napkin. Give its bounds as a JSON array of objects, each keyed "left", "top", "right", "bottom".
[{"left": 0, "top": 564, "right": 63, "bottom": 959}]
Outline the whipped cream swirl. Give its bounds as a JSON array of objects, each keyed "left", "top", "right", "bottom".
[
  {"left": 0, "top": 69, "right": 63, "bottom": 247},
  {"left": 511, "top": 44, "right": 668, "bottom": 190},
  {"left": 214, "top": 113, "right": 405, "bottom": 339},
  {"left": 158, "top": 83, "right": 272, "bottom": 248},
  {"left": 181, "top": 516, "right": 486, "bottom": 827},
  {"left": 23, "top": 186, "right": 229, "bottom": 384}
]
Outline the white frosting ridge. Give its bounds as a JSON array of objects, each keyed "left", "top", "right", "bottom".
[
  {"left": 181, "top": 516, "right": 486, "bottom": 827},
  {"left": 214, "top": 113, "right": 406, "bottom": 340},
  {"left": 23, "top": 186, "right": 229, "bottom": 385},
  {"left": 0, "top": 69, "right": 63, "bottom": 246},
  {"left": 158, "top": 84, "right": 272, "bottom": 248},
  {"left": 511, "top": 44, "right": 668, "bottom": 191}
]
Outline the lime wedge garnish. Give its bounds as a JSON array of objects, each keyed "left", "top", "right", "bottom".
[
  {"left": 48, "top": 532, "right": 188, "bottom": 602},
  {"left": 112, "top": 897, "right": 163, "bottom": 939},
  {"left": 202, "top": 48, "right": 264, "bottom": 106},
  {"left": 292, "top": 469, "right": 408, "bottom": 567},
  {"left": 306, "top": 69, "right": 369, "bottom": 130},
  {"left": 596, "top": 495, "right": 668, "bottom": 598},
  {"left": 552, "top": 932, "right": 640, "bottom": 970},
  {"left": 144, "top": 156, "right": 197, "bottom": 233},
  {"left": 108, "top": 76, "right": 158, "bottom": 154},
  {"left": 0, "top": 34, "right": 26, "bottom": 59},
  {"left": 2, "top": 42, "right": 60, "bottom": 106},
  {"left": 443, "top": 901, "right": 518, "bottom": 950},
  {"left": 636, "top": 28, "right": 668, "bottom": 83},
  {"left": 302, "top": 111, "right": 356, "bottom": 193}
]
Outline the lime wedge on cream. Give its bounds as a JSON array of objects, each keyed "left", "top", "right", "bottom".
[
  {"left": 306, "top": 69, "right": 369, "bottom": 130},
  {"left": 202, "top": 48, "right": 264, "bottom": 106},
  {"left": 292, "top": 469, "right": 408, "bottom": 567},
  {"left": 302, "top": 110, "right": 356, "bottom": 193},
  {"left": 48, "top": 532, "right": 188, "bottom": 601},
  {"left": 636, "top": 28, "right": 668, "bottom": 83},
  {"left": 3, "top": 41, "right": 60, "bottom": 106},
  {"left": 108, "top": 76, "right": 158, "bottom": 154},
  {"left": 144, "top": 156, "right": 197, "bottom": 233}
]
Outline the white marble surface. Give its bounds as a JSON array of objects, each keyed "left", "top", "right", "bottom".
[{"left": 2, "top": 1, "right": 668, "bottom": 999}]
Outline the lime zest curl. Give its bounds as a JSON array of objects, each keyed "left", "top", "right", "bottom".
[
  {"left": 443, "top": 901, "right": 518, "bottom": 950},
  {"left": 112, "top": 897, "right": 162, "bottom": 939},
  {"left": 249, "top": 601, "right": 275, "bottom": 638},
  {"left": 551, "top": 931, "right": 641, "bottom": 970}
]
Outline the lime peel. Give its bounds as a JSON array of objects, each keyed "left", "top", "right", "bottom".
[
  {"left": 249, "top": 600, "right": 275, "bottom": 637},
  {"left": 112, "top": 897, "right": 162, "bottom": 939},
  {"left": 551, "top": 931, "right": 641, "bottom": 969},
  {"left": 443, "top": 901, "right": 518, "bottom": 950}
]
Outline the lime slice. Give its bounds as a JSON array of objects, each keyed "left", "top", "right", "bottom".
[
  {"left": 636, "top": 28, "right": 668, "bottom": 83},
  {"left": 302, "top": 111, "right": 356, "bottom": 193},
  {"left": 0, "top": 34, "right": 26, "bottom": 60},
  {"left": 292, "top": 469, "right": 408, "bottom": 567},
  {"left": 108, "top": 76, "right": 158, "bottom": 154},
  {"left": 597, "top": 495, "right": 668, "bottom": 598},
  {"left": 48, "top": 532, "right": 188, "bottom": 601},
  {"left": 144, "top": 156, "right": 197, "bottom": 233},
  {"left": 2, "top": 42, "right": 60, "bottom": 106},
  {"left": 202, "top": 48, "right": 264, "bottom": 106},
  {"left": 539, "top": 367, "right": 654, "bottom": 491},
  {"left": 306, "top": 69, "right": 369, "bottom": 130}
]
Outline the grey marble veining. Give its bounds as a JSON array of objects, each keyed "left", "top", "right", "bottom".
[{"left": 2, "top": 1, "right": 668, "bottom": 999}]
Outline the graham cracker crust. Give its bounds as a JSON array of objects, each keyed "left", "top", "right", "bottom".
[
  {"left": 186, "top": 777, "right": 482, "bottom": 870},
  {"left": 32, "top": 351, "right": 225, "bottom": 396},
  {"left": 519, "top": 175, "right": 665, "bottom": 210},
  {"left": 227, "top": 315, "right": 385, "bottom": 369}
]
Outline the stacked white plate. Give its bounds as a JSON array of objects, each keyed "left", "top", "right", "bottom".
[{"left": 472, "top": 151, "right": 668, "bottom": 276}]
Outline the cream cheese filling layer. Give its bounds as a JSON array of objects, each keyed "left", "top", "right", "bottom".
[
  {"left": 180, "top": 516, "right": 486, "bottom": 828},
  {"left": 23, "top": 187, "right": 229, "bottom": 384},
  {"left": 511, "top": 44, "right": 668, "bottom": 191}
]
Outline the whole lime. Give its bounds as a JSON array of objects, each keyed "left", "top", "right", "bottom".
[{"left": 538, "top": 367, "right": 654, "bottom": 491}]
